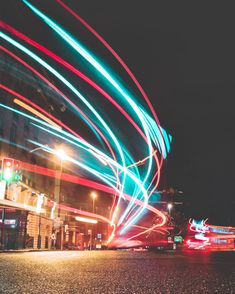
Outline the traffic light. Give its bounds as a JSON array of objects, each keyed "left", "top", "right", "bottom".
[
  {"left": 0, "top": 158, "right": 21, "bottom": 182},
  {"left": 1, "top": 158, "right": 14, "bottom": 181},
  {"left": 13, "top": 160, "right": 21, "bottom": 182}
]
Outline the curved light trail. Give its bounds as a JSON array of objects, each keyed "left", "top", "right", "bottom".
[{"left": 0, "top": 1, "right": 172, "bottom": 246}]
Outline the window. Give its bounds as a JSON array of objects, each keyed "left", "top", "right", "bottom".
[
  {"left": 10, "top": 123, "right": 17, "bottom": 143},
  {"left": 24, "top": 118, "right": 30, "bottom": 131},
  {"left": 0, "top": 116, "right": 3, "bottom": 136}
]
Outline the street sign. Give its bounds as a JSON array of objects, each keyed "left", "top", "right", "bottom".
[
  {"left": 4, "top": 219, "right": 16, "bottom": 225},
  {"left": 0, "top": 180, "right": 6, "bottom": 200},
  {"left": 53, "top": 217, "right": 61, "bottom": 229},
  {"left": 174, "top": 236, "right": 183, "bottom": 243}
]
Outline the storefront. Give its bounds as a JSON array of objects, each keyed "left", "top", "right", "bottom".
[{"left": 0, "top": 208, "right": 28, "bottom": 250}]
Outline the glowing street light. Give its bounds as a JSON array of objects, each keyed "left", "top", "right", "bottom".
[
  {"left": 29, "top": 145, "right": 67, "bottom": 249},
  {"left": 90, "top": 192, "right": 98, "bottom": 250},
  {"left": 91, "top": 192, "right": 97, "bottom": 213},
  {"left": 29, "top": 145, "right": 48, "bottom": 154},
  {"left": 75, "top": 216, "right": 98, "bottom": 224},
  {"left": 167, "top": 203, "right": 173, "bottom": 216},
  {"left": 54, "top": 148, "right": 67, "bottom": 216},
  {"left": 56, "top": 148, "right": 67, "bottom": 161},
  {"left": 54, "top": 148, "right": 67, "bottom": 250},
  {"left": 36, "top": 193, "right": 44, "bottom": 249}
]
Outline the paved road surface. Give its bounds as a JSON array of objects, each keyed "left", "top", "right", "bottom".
[{"left": 0, "top": 250, "right": 234, "bottom": 293}]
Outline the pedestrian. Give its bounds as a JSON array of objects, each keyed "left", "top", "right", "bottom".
[{"left": 50, "top": 232, "right": 56, "bottom": 249}]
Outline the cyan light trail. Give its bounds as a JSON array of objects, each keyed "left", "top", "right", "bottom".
[
  {"left": 28, "top": 124, "right": 165, "bottom": 237},
  {"left": 56, "top": 0, "right": 167, "bottom": 208},
  {"left": 56, "top": 0, "right": 165, "bottom": 168},
  {"left": 18, "top": 155, "right": 168, "bottom": 246},
  {"left": 0, "top": 23, "right": 162, "bottom": 202},
  {"left": 22, "top": 0, "right": 154, "bottom": 205},
  {"left": 27, "top": 124, "right": 149, "bottom": 203},
  {"left": 19, "top": 160, "right": 166, "bottom": 218},
  {"left": 0, "top": 102, "right": 119, "bottom": 190},
  {"left": 1, "top": 37, "right": 162, "bottom": 232},
  {"left": 0, "top": 103, "right": 128, "bottom": 214},
  {"left": 21, "top": 1, "right": 173, "bottom": 230},
  {"left": 0, "top": 103, "right": 152, "bottom": 234},
  {"left": 1, "top": 83, "right": 122, "bottom": 191},
  {"left": 18, "top": 157, "right": 168, "bottom": 247},
  {"left": 0, "top": 22, "right": 152, "bottom": 147},
  {"left": 0, "top": 100, "right": 166, "bottom": 238},
  {"left": 0, "top": 31, "right": 129, "bottom": 201},
  {"left": 1, "top": 31, "right": 148, "bottom": 231},
  {"left": 0, "top": 46, "right": 120, "bottom": 166},
  {"left": 0, "top": 33, "right": 125, "bottom": 162},
  {"left": 1, "top": 21, "right": 171, "bottom": 199},
  {"left": 1, "top": 1, "right": 172, "bottom": 243}
]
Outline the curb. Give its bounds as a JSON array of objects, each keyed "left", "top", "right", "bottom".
[{"left": 0, "top": 249, "right": 53, "bottom": 253}]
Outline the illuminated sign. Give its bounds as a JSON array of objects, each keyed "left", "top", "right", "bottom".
[
  {"left": 75, "top": 216, "right": 98, "bottom": 224},
  {"left": 174, "top": 236, "right": 183, "bottom": 243},
  {"left": 0, "top": 180, "right": 6, "bottom": 200},
  {"left": 210, "top": 228, "right": 233, "bottom": 234},
  {"left": 4, "top": 219, "right": 16, "bottom": 225}
]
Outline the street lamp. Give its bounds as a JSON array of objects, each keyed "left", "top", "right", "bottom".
[
  {"left": 91, "top": 192, "right": 97, "bottom": 213},
  {"left": 167, "top": 203, "right": 173, "bottom": 216},
  {"left": 56, "top": 149, "right": 67, "bottom": 161},
  {"left": 54, "top": 148, "right": 67, "bottom": 216},
  {"left": 29, "top": 146, "right": 47, "bottom": 250},
  {"left": 36, "top": 193, "right": 44, "bottom": 249},
  {"left": 54, "top": 148, "right": 67, "bottom": 250},
  {"left": 29, "top": 146, "right": 48, "bottom": 153},
  {"left": 90, "top": 192, "right": 97, "bottom": 250},
  {"left": 29, "top": 145, "right": 67, "bottom": 249}
]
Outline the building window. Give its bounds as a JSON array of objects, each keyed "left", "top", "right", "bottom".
[
  {"left": 13, "top": 112, "right": 19, "bottom": 122},
  {"left": 24, "top": 118, "right": 30, "bottom": 131},
  {"left": 33, "top": 127, "right": 39, "bottom": 141},
  {"left": 10, "top": 123, "right": 17, "bottom": 143},
  {"left": 0, "top": 116, "right": 3, "bottom": 136}
]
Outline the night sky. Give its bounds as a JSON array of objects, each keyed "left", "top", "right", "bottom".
[{"left": 2, "top": 1, "right": 235, "bottom": 225}]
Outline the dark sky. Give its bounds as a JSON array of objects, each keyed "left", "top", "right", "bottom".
[{"left": 2, "top": 1, "right": 235, "bottom": 225}]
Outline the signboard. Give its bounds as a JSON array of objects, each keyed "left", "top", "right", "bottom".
[
  {"left": 4, "top": 219, "right": 16, "bottom": 225},
  {"left": 167, "top": 236, "right": 172, "bottom": 243},
  {"left": 174, "top": 236, "right": 183, "bottom": 243},
  {"left": 53, "top": 217, "right": 61, "bottom": 229},
  {"left": 0, "top": 180, "right": 6, "bottom": 200},
  {"left": 210, "top": 227, "right": 233, "bottom": 234}
]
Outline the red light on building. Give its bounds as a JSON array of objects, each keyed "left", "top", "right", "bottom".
[
  {"left": 6, "top": 161, "right": 12, "bottom": 167},
  {"left": 1, "top": 158, "right": 14, "bottom": 181}
]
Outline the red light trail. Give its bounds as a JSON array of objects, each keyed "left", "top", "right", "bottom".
[{"left": 0, "top": 1, "right": 173, "bottom": 246}]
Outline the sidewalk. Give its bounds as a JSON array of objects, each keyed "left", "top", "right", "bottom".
[{"left": 0, "top": 248, "right": 52, "bottom": 253}]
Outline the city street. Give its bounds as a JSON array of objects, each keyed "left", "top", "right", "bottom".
[{"left": 0, "top": 250, "right": 234, "bottom": 294}]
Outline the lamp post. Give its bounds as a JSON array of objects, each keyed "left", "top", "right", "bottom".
[
  {"left": 29, "top": 146, "right": 48, "bottom": 154},
  {"left": 55, "top": 149, "right": 66, "bottom": 216},
  {"left": 91, "top": 192, "right": 97, "bottom": 214},
  {"left": 29, "top": 147, "right": 47, "bottom": 250},
  {"left": 29, "top": 146, "right": 67, "bottom": 249},
  {"left": 54, "top": 149, "right": 66, "bottom": 250},
  {"left": 90, "top": 192, "right": 97, "bottom": 250},
  {"left": 36, "top": 193, "right": 44, "bottom": 249},
  {"left": 167, "top": 203, "right": 173, "bottom": 216}
]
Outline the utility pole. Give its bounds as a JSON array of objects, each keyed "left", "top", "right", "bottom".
[{"left": 1, "top": 208, "right": 5, "bottom": 250}]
